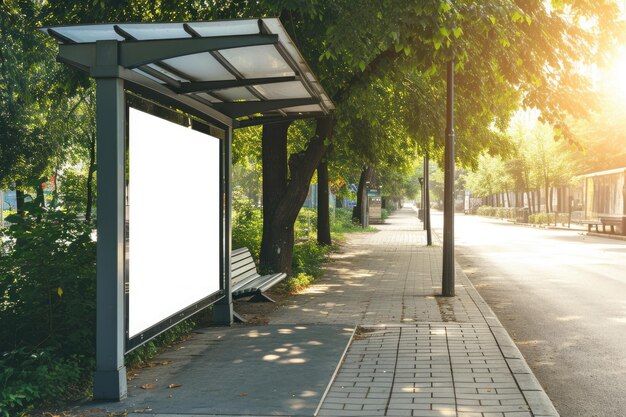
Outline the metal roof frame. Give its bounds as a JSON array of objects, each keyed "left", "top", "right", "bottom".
[{"left": 42, "top": 18, "right": 334, "bottom": 126}]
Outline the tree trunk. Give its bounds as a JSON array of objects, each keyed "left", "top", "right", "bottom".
[
  {"left": 505, "top": 190, "right": 511, "bottom": 208},
  {"left": 352, "top": 166, "right": 374, "bottom": 226},
  {"left": 317, "top": 158, "right": 331, "bottom": 246},
  {"left": 85, "top": 132, "right": 96, "bottom": 223},
  {"left": 545, "top": 182, "right": 550, "bottom": 213},
  {"left": 15, "top": 187, "right": 25, "bottom": 216},
  {"left": 260, "top": 121, "right": 290, "bottom": 271},
  {"left": 260, "top": 117, "right": 332, "bottom": 275}
]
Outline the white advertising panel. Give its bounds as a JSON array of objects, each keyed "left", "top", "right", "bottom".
[{"left": 128, "top": 107, "right": 221, "bottom": 338}]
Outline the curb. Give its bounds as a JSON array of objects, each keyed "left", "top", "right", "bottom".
[{"left": 314, "top": 326, "right": 358, "bottom": 417}]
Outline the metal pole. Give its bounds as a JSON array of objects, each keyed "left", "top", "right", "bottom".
[
  {"left": 93, "top": 40, "right": 127, "bottom": 400},
  {"left": 419, "top": 176, "right": 425, "bottom": 230},
  {"left": 213, "top": 127, "right": 233, "bottom": 325},
  {"left": 442, "top": 59, "right": 455, "bottom": 297},
  {"left": 425, "top": 152, "right": 432, "bottom": 246}
]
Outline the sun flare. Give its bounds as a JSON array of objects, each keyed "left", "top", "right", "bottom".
[{"left": 606, "top": 46, "right": 626, "bottom": 101}]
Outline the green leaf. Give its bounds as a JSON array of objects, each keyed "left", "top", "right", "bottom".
[
  {"left": 453, "top": 27, "right": 463, "bottom": 38},
  {"left": 358, "top": 61, "right": 366, "bottom": 72},
  {"left": 489, "top": 15, "right": 496, "bottom": 25}
]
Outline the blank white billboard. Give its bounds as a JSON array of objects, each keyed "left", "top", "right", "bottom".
[{"left": 128, "top": 107, "right": 221, "bottom": 338}]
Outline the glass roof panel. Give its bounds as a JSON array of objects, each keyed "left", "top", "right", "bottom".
[
  {"left": 187, "top": 20, "right": 260, "bottom": 37},
  {"left": 253, "top": 81, "right": 310, "bottom": 100},
  {"left": 214, "top": 87, "right": 259, "bottom": 101},
  {"left": 118, "top": 23, "right": 190, "bottom": 40},
  {"left": 219, "top": 45, "right": 294, "bottom": 78},
  {"left": 161, "top": 53, "right": 236, "bottom": 81},
  {"left": 145, "top": 64, "right": 189, "bottom": 82},
  {"left": 43, "top": 19, "right": 334, "bottom": 119},
  {"left": 51, "top": 25, "right": 123, "bottom": 43},
  {"left": 194, "top": 93, "right": 222, "bottom": 103}
]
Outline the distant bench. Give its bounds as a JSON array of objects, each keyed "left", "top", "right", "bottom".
[
  {"left": 580, "top": 219, "right": 602, "bottom": 232},
  {"left": 600, "top": 216, "right": 626, "bottom": 235},
  {"left": 230, "top": 247, "right": 287, "bottom": 322},
  {"left": 581, "top": 216, "right": 625, "bottom": 235}
]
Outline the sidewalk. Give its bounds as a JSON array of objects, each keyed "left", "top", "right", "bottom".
[
  {"left": 271, "top": 207, "right": 559, "bottom": 417},
  {"left": 76, "top": 207, "right": 559, "bottom": 417}
]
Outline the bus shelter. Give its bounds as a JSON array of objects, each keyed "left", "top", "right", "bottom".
[{"left": 41, "top": 18, "right": 333, "bottom": 400}]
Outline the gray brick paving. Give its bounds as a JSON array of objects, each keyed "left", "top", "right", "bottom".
[{"left": 268, "top": 207, "right": 558, "bottom": 417}]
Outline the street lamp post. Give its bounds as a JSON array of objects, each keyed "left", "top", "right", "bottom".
[
  {"left": 418, "top": 176, "right": 424, "bottom": 227},
  {"left": 442, "top": 59, "right": 455, "bottom": 297},
  {"left": 424, "top": 153, "right": 432, "bottom": 246}
]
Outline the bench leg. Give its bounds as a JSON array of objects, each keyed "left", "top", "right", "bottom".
[
  {"left": 232, "top": 310, "right": 247, "bottom": 323},
  {"left": 249, "top": 291, "right": 276, "bottom": 303}
]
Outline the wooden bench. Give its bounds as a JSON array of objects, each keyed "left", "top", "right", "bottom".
[
  {"left": 580, "top": 219, "right": 602, "bottom": 232},
  {"left": 231, "top": 247, "right": 287, "bottom": 303},
  {"left": 600, "top": 216, "right": 625, "bottom": 235}
]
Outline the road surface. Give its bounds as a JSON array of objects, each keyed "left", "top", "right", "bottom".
[{"left": 431, "top": 211, "right": 626, "bottom": 417}]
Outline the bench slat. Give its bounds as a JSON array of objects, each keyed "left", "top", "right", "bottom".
[
  {"left": 232, "top": 273, "right": 261, "bottom": 293},
  {"left": 230, "top": 247, "right": 288, "bottom": 301},
  {"left": 232, "top": 267, "right": 259, "bottom": 288},
  {"left": 232, "top": 259, "right": 256, "bottom": 274},
  {"left": 236, "top": 273, "right": 287, "bottom": 295},
  {"left": 230, "top": 249, "right": 252, "bottom": 262}
]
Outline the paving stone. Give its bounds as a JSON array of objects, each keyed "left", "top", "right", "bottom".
[{"left": 267, "top": 208, "right": 559, "bottom": 417}]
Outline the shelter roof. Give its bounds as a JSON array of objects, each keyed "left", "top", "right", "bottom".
[{"left": 41, "top": 18, "right": 334, "bottom": 127}]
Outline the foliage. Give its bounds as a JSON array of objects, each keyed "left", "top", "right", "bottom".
[
  {"left": 125, "top": 319, "right": 196, "bottom": 368},
  {"left": 280, "top": 272, "right": 315, "bottom": 294},
  {"left": 292, "top": 240, "right": 332, "bottom": 277},
  {"left": 476, "top": 206, "right": 497, "bottom": 217},
  {"left": 528, "top": 212, "right": 570, "bottom": 226},
  {"left": 0, "top": 207, "right": 95, "bottom": 414},
  {"left": 465, "top": 113, "right": 579, "bottom": 212},
  {"left": 231, "top": 188, "right": 263, "bottom": 260},
  {"left": 58, "top": 168, "right": 90, "bottom": 215},
  {"left": 0, "top": 207, "right": 96, "bottom": 355},
  {"left": 0, "top": 348, "right": 84, "bottom": 417},
  {"left": 331, "top": 208, "right": 377, "bottom": 234}
]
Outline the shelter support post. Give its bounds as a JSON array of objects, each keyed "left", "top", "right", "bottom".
[
  {"left": 213, "top": 128, "right": 234, "bottom": 325},
  {"left": 442, "top": 59, "right": 455, "bottom": 297},
  {"left": 93, "top": 40, "right": 127, "bottom": 401}
]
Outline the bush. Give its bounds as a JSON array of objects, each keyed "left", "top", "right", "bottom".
[
  {"left": 495, "top": 207, "right": 516, "bottom": 220},
  {"left": 295, "top": 208, "right": 317, "bottom": 241},
  {"left": 476, "top": 206, "right": 497, "bottom": 217},
  {"left": 528, "top": 212, "right": 569, "bottom": 225},
  {"left": 281, "top": 272, "right": 315, "bottom": 294},
  {"left": 292, "top": 240, "right": 332, "bottom": 277},
  {"left": 0, "top": 207, "right": 96, "bottom": 414},
  {"left": 331, "top": 207, "right": 376, "bottom": 233},
  {"left": 0, "top": 348, "right": 83, "bottom": 417},
  {"left": 125, "top": 319, "right": 196, "bottom": 368},
  {"left": 231, "top": 189, "right": 263, "bottom": 260}
]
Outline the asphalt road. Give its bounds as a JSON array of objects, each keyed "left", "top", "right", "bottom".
[{"left": 431, "top": 211, "right": 626, "bottom": 417}]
